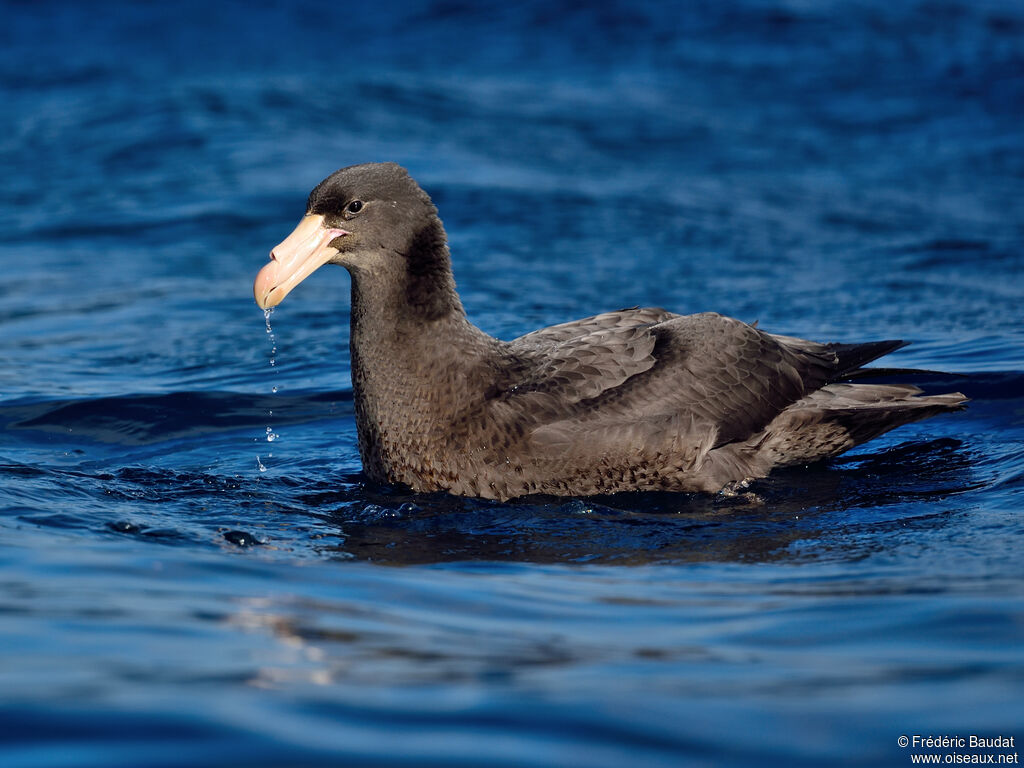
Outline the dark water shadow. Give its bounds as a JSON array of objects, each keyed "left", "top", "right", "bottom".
[
  {"left": 3, "top": 390, "right": 353, "bottom": 446},
  {"left": 300, "top": 437, "right": 977, "bottom": 566}
]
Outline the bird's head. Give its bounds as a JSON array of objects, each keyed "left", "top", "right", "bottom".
[{"left": 254, "top": 162, "right": 444, "bottom": 310}]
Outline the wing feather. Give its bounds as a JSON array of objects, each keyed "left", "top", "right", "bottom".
[
  {"left": 512, "top": 307, "right": 677, "bottom": 346},
  {"left": 508, "top": 323, "right": 659, "bottom": 405},
  {"left": 508, "top": 312, "right": 845, "bottom": 458}
]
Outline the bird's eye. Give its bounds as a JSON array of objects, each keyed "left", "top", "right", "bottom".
[{"left": 346, "top": 200, "right": 364, "bottom": 214}]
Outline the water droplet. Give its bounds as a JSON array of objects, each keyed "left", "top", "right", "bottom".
[{"left": 260, "top": 306, "right": 280, "bottom": 465}]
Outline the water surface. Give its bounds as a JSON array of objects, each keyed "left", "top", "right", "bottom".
[{"left": 2, "top": 1, "right": 1023, "bottom": 766}]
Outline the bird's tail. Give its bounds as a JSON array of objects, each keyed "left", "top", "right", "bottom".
[{"left": 756, "top": 383, "right": 968, "bottom": 466}]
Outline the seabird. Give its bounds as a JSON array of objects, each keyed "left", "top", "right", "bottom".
[{"left": 254, "top": 162, "right": 966, "bottom": 500}]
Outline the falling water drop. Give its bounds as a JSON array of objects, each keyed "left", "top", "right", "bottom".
[
  {"left": 259, "top": 307, "right": 281, "bottom": 474},
  {"left": 265, "top": 308, "right": 277, "bottom": 367}
]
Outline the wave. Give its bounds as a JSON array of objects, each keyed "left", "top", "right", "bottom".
[{"left": 2, "top": 390, "right": 354, "bottom": 446}]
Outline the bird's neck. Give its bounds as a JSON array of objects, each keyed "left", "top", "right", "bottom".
[
  {"left": 400, "top": 218, "right": 464, "bottom": 322},
  {"left": 346, "top": 219, "right": 475, "bottom": 357},
  {"left": 347, "top": 269, "right": 479, "bottom": 365},
  {"left": 345, "top": 232, "right": 502, "bottom": 483}
]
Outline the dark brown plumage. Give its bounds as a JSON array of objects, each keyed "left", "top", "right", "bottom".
[{"left": 253, "top": 162, "right": 967, "bottom": 501}]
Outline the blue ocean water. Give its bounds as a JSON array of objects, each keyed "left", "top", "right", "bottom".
[{"left": 2, "top": 0, "right": 1023, "bottom": 766}]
